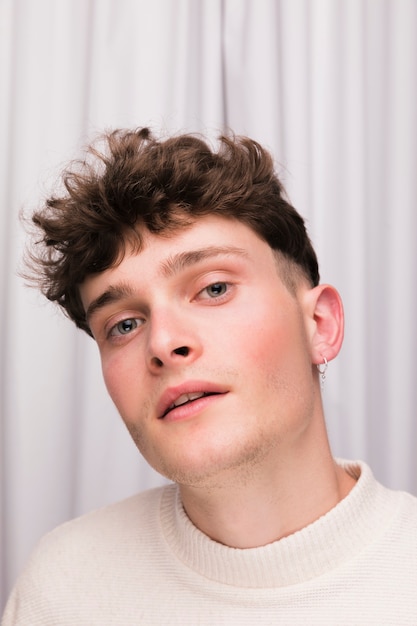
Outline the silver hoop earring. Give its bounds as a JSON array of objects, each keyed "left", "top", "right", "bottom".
[{"left": 317, "top": 357, "right": 328, "bottom": 389}]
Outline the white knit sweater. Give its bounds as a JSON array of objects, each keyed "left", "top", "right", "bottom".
[{"left": 2, "top": 461, "right": 417, "bottom": 625}]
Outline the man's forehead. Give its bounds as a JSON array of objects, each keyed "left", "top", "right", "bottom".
[
  {"left": 82, "top": 215, "right": 271, "bottom": 295},
  {"left": 86, "top": 242, "right": 251, "bottom": 288},
  {"left": 125, "top": 214, "right": 264, "bottom": 264},
  {"left": 158, "top": 246, "right": 250, "bottom": 278}
]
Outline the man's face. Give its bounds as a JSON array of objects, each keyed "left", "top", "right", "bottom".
[{"left": 80, "top": 216, "right": 319, "bottom": 487}]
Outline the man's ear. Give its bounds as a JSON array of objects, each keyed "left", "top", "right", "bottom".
[{"left": 302, "top": 284, "right": 344, "bottom": 364}]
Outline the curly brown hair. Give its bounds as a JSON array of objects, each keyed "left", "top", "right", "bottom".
[{"left": 28, "top": 127, "right": 319, "bottom": 336}]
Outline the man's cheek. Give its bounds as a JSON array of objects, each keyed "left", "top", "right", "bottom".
[
  {"left": 101, "top": 355, "right": 131, "bottom": 405},
  {"left": 242, "top": 324, "right": 287, "bottom": 365}
]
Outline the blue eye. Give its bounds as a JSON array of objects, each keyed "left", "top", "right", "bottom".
[
  {"left": 205, "top": 282, "right": 228, "bottom": 297},
  {"left": 110, "top": 318, "right": 140, "bottom": 336}
]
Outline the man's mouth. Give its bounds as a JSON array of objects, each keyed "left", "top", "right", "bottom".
[{"left": 160, "top": 391, "right": 221, "bottom": 418}]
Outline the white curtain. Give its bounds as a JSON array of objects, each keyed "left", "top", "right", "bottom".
[{"left": 1, "top": 0, "right": 416, "bottom": 610}]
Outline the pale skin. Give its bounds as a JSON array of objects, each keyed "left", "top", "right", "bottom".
[{"left": 80, "top": 215, "right": 356, "bottom": 549}]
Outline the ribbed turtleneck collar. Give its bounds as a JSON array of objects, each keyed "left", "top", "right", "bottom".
[{"left": 159, "top": 461, "right": 396, "bottom": 588}]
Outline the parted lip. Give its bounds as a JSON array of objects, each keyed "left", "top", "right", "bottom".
[{"left": 156, "top": 381, "right": 228, "bottom": 419}]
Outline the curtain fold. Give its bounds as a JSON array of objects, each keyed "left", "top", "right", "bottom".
[{"left": 1, "top": 0, "right": 416, "bottom": 611}]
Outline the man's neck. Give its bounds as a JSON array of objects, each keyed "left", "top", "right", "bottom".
[{"left": 179, "top": 440, "right": 356, "bottom": 549}]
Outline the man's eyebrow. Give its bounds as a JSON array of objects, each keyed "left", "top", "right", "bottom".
[
  {"left": 85, "top": 246, "right": 248, "bottom": 322},
  {"left": 160, "top": 246, "right": 248, "bottom": 278},
  {"left": 85, "top": 283, "right": 134, "bottom": 323}
]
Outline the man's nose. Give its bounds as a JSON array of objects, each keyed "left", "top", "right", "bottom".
[{"left": 146, "top": 308, "right": 201, "bottom": 371}]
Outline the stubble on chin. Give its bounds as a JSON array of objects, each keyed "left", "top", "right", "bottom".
[{"left": 125, "top": 417, "right": 278, "bottom": 490}]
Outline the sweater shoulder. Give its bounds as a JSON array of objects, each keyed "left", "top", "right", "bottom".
[
  {"left": 22, "top": 484, "right": 174, "bottom": 572},
  {"left": 2, "top": 486, "right": 176, "bottom": 625},
  {"left": 389, "top": 488, "right": 417, "bottom": 538}
]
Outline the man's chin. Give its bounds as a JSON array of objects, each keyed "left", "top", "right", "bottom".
[{"left": 148, "top": 446, "right": 266, "bottom": 491}]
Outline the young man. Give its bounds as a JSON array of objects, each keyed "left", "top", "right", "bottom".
[{"left": 3, "top": 129, "right": 417, "bottom": 624}]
